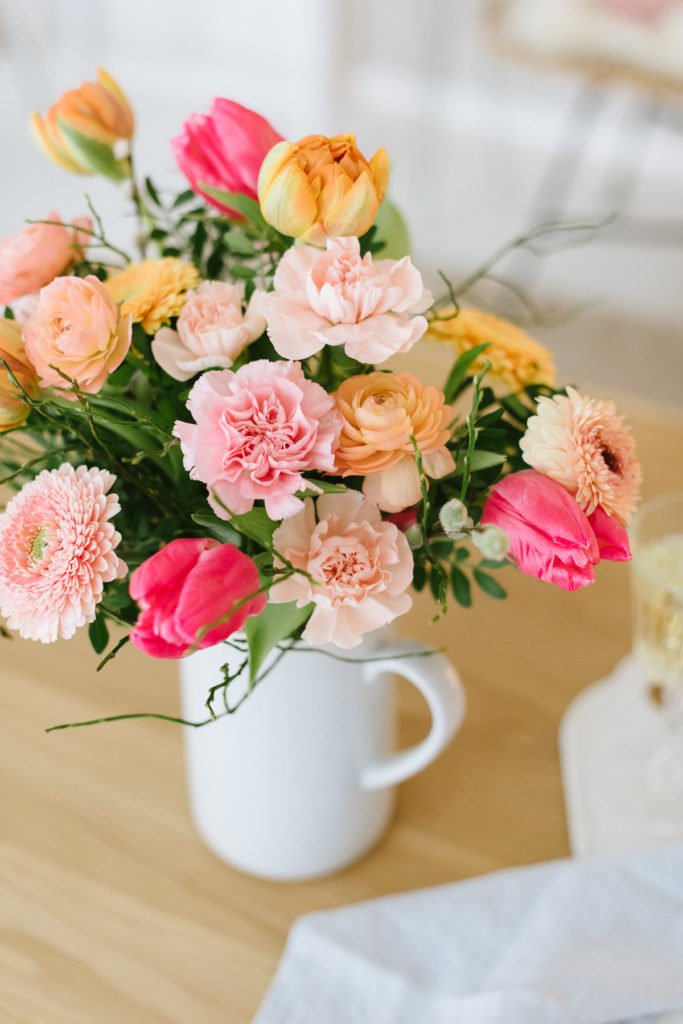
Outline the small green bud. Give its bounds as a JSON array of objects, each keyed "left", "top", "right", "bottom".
[
  {"left": 438, "top": 498, "right": 473, "bottom": 539},
  {"left": 405, "top": 523, "right": 424, "bottom": 550},
  {"left": 473, "top": 524, "right": 510, "bottom": 561}
]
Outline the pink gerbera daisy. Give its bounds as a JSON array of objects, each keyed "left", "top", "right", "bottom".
[
  {"left": 520, "top": 387, "right": 641, "bottom": 525},
  {"left": 0, "top": 464, "right": 126, "bottom": 642}
]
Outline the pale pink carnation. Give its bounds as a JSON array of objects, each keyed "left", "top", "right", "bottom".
[
  {"left": 520, "top": 386, "right": 641, "bottom": 525},
  {"left": 173, "top": 360, "right": 342, "bottom": 520},
  {"left": 24, "top": 275, "right": 132, "bottom": 395},
  {"left": 263, "top": 236, "right": 431, "bottom": 364},
  {"left": 0, "top": 464, "right": 126, "bottom": 643},
  {"left": 151, "top": 280, "right": 266, "bottom": 382},
  {"left": 270, "top": 491, "right": 414, "bottom": 649}
]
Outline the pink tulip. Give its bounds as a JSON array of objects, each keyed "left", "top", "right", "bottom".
[
  {"left": 129, "top": 538, "right": 266, "bottom": 658},
  {"left": 480, "top": 470, "right": 629, "bottom": 592},
  {"left": 172, "top": 98, "right": 283, "bottom": 215}
]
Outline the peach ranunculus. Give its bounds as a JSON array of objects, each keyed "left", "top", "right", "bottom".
[
  {"left": 31, "top": 68, "right": 134, "bottom": 181},
  {"left": 151, "top": 281, "right": 266, "bottom": 382},
  {"left": 0, "top": 318, "right": 38, "bottom": 431},
  {"left": 23, "top": 275, "right": 132, "bottom": 395},
  {"left": 264, "top": 237, "right": 431, "bottom": 364},
  {"left": 0, "top": 213, "right": 91, "bottom": 306},
  {"left": 270, "top": 491, "right": 414, "bottom": 649},
  {"left": 258, "top": 133, "right": 389, "bottom": 246},
  {"left": 520, "top": 387, "right": 641, "bottom": 526},
  {"left": 333, "top": 372, "right": 455, "bottom": 513}
]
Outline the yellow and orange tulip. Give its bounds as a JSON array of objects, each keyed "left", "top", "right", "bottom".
[
  {"left": 258, "top": 133, "right": 389, "bottom": 246},
  {"left": 0, "top": 319, "right": 38, "bottom": 431},
  {"left": 30, "top": 68, "right": 134, "bottom": 181}
]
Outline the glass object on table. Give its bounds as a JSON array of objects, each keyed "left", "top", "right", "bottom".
[{"left": 630, "top": 492, "right": 683, "bottom": 837}]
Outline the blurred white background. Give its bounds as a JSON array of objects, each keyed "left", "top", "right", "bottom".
[{"left": 1, "top": 0, "right": 681, "bottom": 403}]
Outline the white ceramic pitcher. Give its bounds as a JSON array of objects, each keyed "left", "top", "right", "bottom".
[{"left": 179, "top": 632, "right": 465, "bottom": 881}]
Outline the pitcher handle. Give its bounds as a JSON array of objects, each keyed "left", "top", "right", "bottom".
[{"left": 359, "top": 639, "right": 465, "bottom": 790}]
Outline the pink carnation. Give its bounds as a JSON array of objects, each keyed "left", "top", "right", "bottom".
[
  {"left": 263, "top": 236, "right": 431, "bottom": 364},
  {"left": 270, "top": 491, "right": 414, "bottom": 649},
  {"left": 0, "top": 464, "right": 126, "bottom": 643},
  {"left": 173, "top": 360, "right": 342, "bottom": 521},
  {"left": 0, "top": 212, "right": 91, "bottom": 306}
]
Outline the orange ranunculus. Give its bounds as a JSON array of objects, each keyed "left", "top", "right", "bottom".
[
  {"left": 333, "top": 372, "right": 454, "bottom": 513},
  {"left": 30, "top": 68, "right": 134, "bottom": 181},
  {"left": 257, "top": 133, "right": 389, "bottom": 246},
  {"left": 0, "top": 318, "right": 38, "bottom": 431}
]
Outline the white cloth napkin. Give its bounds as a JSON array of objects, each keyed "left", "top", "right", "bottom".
[{"left": 254, "top": 845, "right": 683, "bottom": 1024}]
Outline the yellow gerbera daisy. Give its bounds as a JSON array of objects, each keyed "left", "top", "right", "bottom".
[
  {"left": 105, "top": 258, "right": 199, "bottom": 334},
  {"left": 427, "top": 306, "right": 555, "bottom": 391}
]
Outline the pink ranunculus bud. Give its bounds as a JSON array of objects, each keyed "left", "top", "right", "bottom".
[
  {"left": 171, "top": 98, "right": 283, "bottom": 215},
  {"left": 129, "top": 538, "right": 266, "bottom": 659},
  {"left": 480, "top": 470, "right": 608, "bottom": 592}
]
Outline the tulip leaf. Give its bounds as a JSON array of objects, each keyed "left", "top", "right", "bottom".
[
  {"left": 57, "top": 121, "right": 128, "bottom": 182},
  {"left": 198, "top": 183, "right": 266, "bottom": 227},
  {"left": 244, "top": 600, "right": 314, "bottom": 687},
  {"left": 444, "top": 343, "right": 491, "bottom": 403},
  {"left": 373, "top": 198, "right": 411, "bottom": 259},
  {"left": 191, "top": 511, "right": 242, "bottom": 545}
]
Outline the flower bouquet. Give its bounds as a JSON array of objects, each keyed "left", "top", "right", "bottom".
[{"left": 0, "top": 70, "right": 641, "bottom": 724}]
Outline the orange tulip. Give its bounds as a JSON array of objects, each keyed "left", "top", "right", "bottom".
[
  {"left": 258, "top": 133, "right": 389, "bottom": 246},
  {"left": 30, "top": 68, "right": 134, "bottom": 181},
  {"left": 0, "top": 318, "right": 38, "bottom": 431}
]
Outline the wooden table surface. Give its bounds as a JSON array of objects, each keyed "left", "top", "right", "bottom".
[{"left": 2, "top": 392, "right": 682, "bottom": 1024}]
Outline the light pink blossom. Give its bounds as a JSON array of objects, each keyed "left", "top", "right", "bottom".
[
  {"left": 520, "top": 386, "right": 641, "bottom": 525},
  {"left": 263, "top": 236, "right": 431, "bottom": 364},
  {"left": 152, "top": 280, "right": 266, "bottom": 381},
  {"left": 173, "top": 360, "right": 342, "bottom": 521},
  {"left": 0, "top": 464, "right": 126, "bottom": 642},
  {"left": 270, "top": 491, "right": 414, "bottom": 649}
]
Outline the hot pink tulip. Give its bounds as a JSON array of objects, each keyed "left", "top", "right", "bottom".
[
  {"left": 172, "top": 98, "right": 283, "bottom": 215},
  {"left": 480, "top": 470, "right": 629, "bottom": 592},
  {"left": 129, "top": 537, "right": 266, "bottom": 658}
]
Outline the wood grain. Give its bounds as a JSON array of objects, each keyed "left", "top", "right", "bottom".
[{"left": 1, "top": 388, "right": 681, "bottom": 1023}]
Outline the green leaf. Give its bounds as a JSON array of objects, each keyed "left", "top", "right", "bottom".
[
  {"left": 412, "top": 562, "right": 426, "bottom": 592},
  {"left": 229, "top": 265, "right": 256, "bottom": 279},
  {"left": 373, "top": 198, "right": 411, "bottom": 259},
  {"left": 450, "top": 565, "right": 472, "bottom": 607},
  {"left": 468, "top": 450, "right": 507, "bottom": 472},
  {"left": 191, "top": 511, "right": 242, "bottom": 545},
  {"left": 229, "top": 507, "right": 277, "bottom": 548},
  {"left": 223, "top": 230, "right": 258, "bottom": 256},
  {"left": 244, "top": 600, "right": 313, "bottom": 686},
  {"left": 198, "top": 183, "right": 266, "bottom": 226},
  {"left": 172, "top": 188, "right": 196, "bottom": 208},
  {"left": 444, "top": 343, "right": 491, "bottom": 402},
  {"left": 88, "top": 613, "right": 110, "bottom": 655},
  {"left": 58, "top": 121, "right": 127, "bottom": 181},
  {"left": 144, "top": 176, "right": 161, "bottom": 206},
  {"left": 473, "top": 568, "right": 507, "bottom": 600},
  {"left": 479, "top": 559, "right": 508, "bottom": 570},
  {"left": 501, "top": 394, "right": 531, "bottom": 423},
  {"left": 297, "top": 478, "right": 348, "bottom": 498}
]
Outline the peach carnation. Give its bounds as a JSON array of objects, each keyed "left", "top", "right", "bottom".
[
  {"left": 0, "top": 464, "right": 127, "bottom": 643},
  {"left": 427, "top": 306, "right": 555, "bottom": 390},
  {"left": 263, "top": 236, "right": 431, "bottom": 364},
  {"left": 105, "top": 258, "right": 199, "bottom": 334},
  {"left": 173, "top": 360, "right": 342, "bottom": 521},
  {"left": 23, "top": 274, "right": 131, "bottom": 394},
  {"left": 520, "top": 387, "right": 641, "bottom": 525},
  {"left": 334, "top": 372, "right": 455, "bottom": 513},
  {"left": 151, "top": 280, "right": 266, "bottom": 381},
  {"left": 270, "top": 491, "right": 413, "bottom": 649}
]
